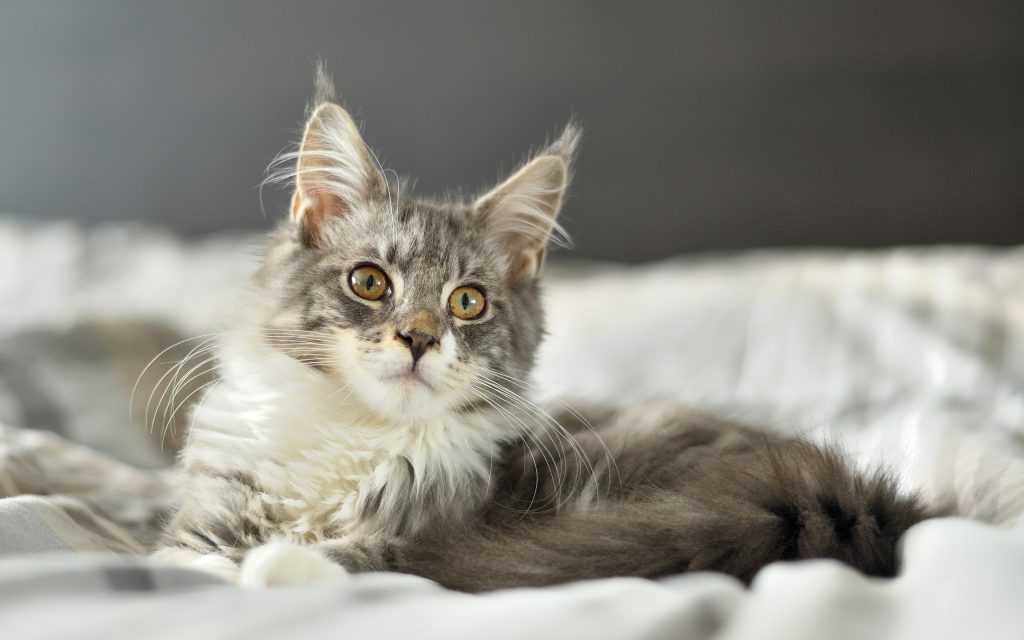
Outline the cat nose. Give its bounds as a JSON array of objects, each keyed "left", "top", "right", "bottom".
[{"left": 396, "top": 329, "right": 439, "bottom": 365}]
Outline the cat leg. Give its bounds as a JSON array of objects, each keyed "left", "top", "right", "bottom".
[{"left": 156, "top": 466, "right": 275, "bottom": 584}]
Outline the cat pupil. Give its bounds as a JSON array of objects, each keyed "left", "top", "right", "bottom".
[
  {"left": 461, "top": 292, "right": 470, "bottom": 309},
  {"left": 365, "top": 275, "right": 375, "bottom": 289}
]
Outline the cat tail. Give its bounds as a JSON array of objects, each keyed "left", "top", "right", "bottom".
[
  {"left": 391, "top": 440, "right": 930, "bottom": 591},
  {"left": 674, "top": 439, "right": 932, "bottom": 582}
]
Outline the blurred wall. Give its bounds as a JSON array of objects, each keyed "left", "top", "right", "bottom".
[{"left": 0, "top": 1, "right": 1021, "bottom": 261}]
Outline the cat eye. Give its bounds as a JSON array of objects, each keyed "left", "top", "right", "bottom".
[
  {"left": 349, "top": 265, "right": 390, "bottom": 301},
  {"left": 449, "top": 286, "right": 487, "bottom": 320}
]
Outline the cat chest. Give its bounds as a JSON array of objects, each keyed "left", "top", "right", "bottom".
[
  {"left": 249, "top": 432, "right": 484, "bottom": 541},
  {"left": 254, "top": 442, "right": 391, "bottom": 540}
]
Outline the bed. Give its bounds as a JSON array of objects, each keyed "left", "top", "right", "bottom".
[{"left": 2, "top": 217, "right": 1023, "bottom": 639}]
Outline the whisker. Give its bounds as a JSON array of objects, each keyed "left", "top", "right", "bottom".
[
  {"left": 467, "top": 377, "right": 588, "bottom": 512},
  {"left": 162, "top": 372, "right": 221, "bottom": 449},
  {"left": 477, "top": 366, "right": 622, "bottom": 495},
  {"left": 130, "top": 334, "right": 219, "bottom": 423},
  {"left": 161, "top": 351, "right": 220, "bottom": 437},
  {"left": 476, "top": 380, "right": 590, "bottom": 508},
  {"left": 465, "top": 362, "right": 613, "bottom": 504},
  {"left": 467, "top": 385, "right": 548, "bottom": 514},
  {"left": 144, "top": 345, "right": 218, "bottom": 437}
]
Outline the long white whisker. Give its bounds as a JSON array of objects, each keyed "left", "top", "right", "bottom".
[
  {"left": 466, "top": 362, "right": 614, "bottom": 503},
  {"left": 467, "top": 385, "right": 548, "bottom": 514},
  {"left": 162, "top": 351, "right": 220, "bottom": 437},
  {"left": 467, "top": 376, "right": 588, "bottom": 512},
  {"left": 130, "top": 334, "right": 219, "bottom": 423},
  {"left": 475, "top": 379, "right": 590, "bottom": 507},
  {"left": 144, "top": 343, "right": 218, "bottom": 437},
  {"left": 477, "top": 366, "right": 622, "bottom": 495},
  {"left": 162, "top": 373, "right": 221, "bottom": 448}
]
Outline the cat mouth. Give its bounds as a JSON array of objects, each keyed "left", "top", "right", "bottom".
[{"left": 383, "top": 371, "right": 433, "bottom": 390}]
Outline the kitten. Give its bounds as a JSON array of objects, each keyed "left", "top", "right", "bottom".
[{"left": 154, "top": 70, "right": 928, "bottom": 590}]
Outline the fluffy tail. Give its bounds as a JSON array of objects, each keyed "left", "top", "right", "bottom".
[
  {"left": 392, "top": 439, "right": 930, "bottom": 591},
  {"left": 677, "top": 439, "right": 931, "bottom": 582}
]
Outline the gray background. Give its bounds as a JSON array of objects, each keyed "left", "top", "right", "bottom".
[{"left": 0, "top": 1, "right": 1021, "bottom": 262}]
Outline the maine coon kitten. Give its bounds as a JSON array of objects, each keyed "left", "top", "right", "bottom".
[{"left": 154, "top": 71, "right": 928, "bottom": 590}]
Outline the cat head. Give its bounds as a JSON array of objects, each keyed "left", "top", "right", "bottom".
[{"left": 254, "top": 70, "right": 579, "bottom": 422}]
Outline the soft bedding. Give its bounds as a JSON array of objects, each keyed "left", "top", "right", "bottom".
[{"left": 1, "top": 218, "right": 1023, "bottom": 639}]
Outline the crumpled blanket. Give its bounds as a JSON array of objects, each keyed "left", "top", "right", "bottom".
[
  {"left": 1, "top": 419, "right": 1023, "bottom": 640},
  {"left": 0, "top": 422, "right": 170, "bottom": 555},
  {"left": 1, "top": 218, "right": 1023, "bottom": 639}
]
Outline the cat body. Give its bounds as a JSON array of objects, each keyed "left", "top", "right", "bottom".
[{"left": 156, "top": 70, "right": 927, "bottom": 590}]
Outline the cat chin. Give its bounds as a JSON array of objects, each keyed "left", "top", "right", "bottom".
[
  {"left": 350, "top": 370, "right": 457, "bottom": 422},
  {"left": 382, "top": 370, "right": 433, "bottom": 388}
]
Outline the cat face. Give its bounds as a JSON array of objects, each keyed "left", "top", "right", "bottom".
[{"left": 255, "top": 75, "right": 578, "bottom": 422}]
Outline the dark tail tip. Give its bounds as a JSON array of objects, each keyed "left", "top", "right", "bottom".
[
  {"left": 761, "top": 445, "right": 930, "bottom": 579},
  {"left": 687, "top": 440, "right": 931, "bottom": 583}
]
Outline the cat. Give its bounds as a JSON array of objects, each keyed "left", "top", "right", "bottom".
[{"left": 154, "top": 68, "right": 928, "bottom": 590}]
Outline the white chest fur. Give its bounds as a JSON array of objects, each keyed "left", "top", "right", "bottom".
[{"left": 183, "top": 339, "right": 503, "bottom": 541}]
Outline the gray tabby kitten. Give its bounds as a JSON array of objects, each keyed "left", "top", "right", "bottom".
[{"left": 155, "top": 71, "right": 928, "bottom": 590}]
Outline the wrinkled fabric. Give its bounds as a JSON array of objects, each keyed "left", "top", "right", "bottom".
[{"left": 1, "top": 218, "right": 1023, "bottom": 639}]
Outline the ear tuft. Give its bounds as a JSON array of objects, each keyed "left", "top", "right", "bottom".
[
  {"left": 272, "top": 66, "right": 383, "bottom": 248},
  {"left": 539, "top": 120, "right": 582, "bottom": 175},
  {"left": 312, "top": 59, "right": 338, "bottom": 110}
]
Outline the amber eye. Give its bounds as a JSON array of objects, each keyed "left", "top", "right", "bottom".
[
  {"left": 349, "top": 265, "right": 390, "bottom": 301},
  {"left": 449, "top": 286, "right": 487, "bottom": 320}
]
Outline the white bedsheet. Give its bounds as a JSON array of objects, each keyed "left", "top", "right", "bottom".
[{"left": 1, "top": 218, "right": 1023, "bottom": 639}]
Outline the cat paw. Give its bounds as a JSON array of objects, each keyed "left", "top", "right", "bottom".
[{"left": 239, "top": 540, "right": 350, "bottom": 588}]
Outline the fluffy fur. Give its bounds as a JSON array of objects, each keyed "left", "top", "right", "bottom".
[{"left": 155, "top": 68, "right": 928, "bottom": 590}]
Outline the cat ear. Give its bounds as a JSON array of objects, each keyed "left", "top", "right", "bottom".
[
  {"left": 289, "top": 73, "right": 382, "bottom": 247},
  {"left": 475, "top": 123, "right": 580, "bottom": 282}
]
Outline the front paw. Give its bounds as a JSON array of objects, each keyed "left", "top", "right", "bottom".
[{"left": 239, "top": 540, "right": 350, "bottom": 588}]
